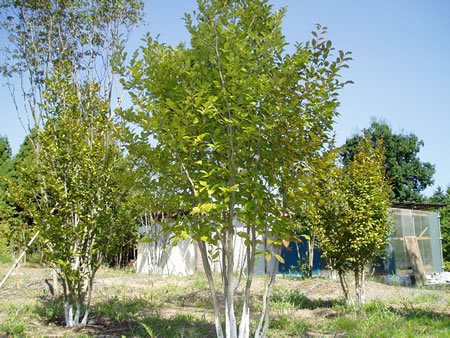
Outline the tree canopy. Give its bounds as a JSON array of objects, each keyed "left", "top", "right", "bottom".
[
  {"left": 340, "top": 119, "right": 435, "bottom": 202},
  {"left": 121, "top": 0, "right": 351, "bottom": 336},
  {"left": 0, "top": 0, "right": 144, "bottom": 327},
  {"left": 429, "top": 186, "right": 450, "bottom": 266}
]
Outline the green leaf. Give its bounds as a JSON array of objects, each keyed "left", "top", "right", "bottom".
[{"left": 274, "top": 254, "right": 285, "bottom": 264}]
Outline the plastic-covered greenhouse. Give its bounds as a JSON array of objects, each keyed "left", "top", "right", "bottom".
[{"left": 384, "top": 205, "right": 444, "bottom": 275}]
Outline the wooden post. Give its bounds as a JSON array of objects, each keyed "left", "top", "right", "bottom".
[
  {"left": 0, "top": 231, "right": 40, "bottom": 289},
  {"left": 404, "top": 236, "right": 427, "bottom": 282}
]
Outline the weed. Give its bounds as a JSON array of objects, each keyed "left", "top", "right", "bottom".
[
  {"left": 0, "top": 318, "right": 28, "bottom": 335},
  {"left": 269, "top": 316, "right": 311, "bottom": 335},
  {"left": 139, "top": 321, "right": 155, "bottom": 336},
  {"left": 94, "top": 294, "right": 147, "bottom": 322},
  {"left": 35, "top": 297, "right": 65, "bottom": 320}
]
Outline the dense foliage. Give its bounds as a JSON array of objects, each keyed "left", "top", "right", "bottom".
[
  {"left": 1, "top": 0, "right": 144, "bottom": 327},
  {"left": 341, "top": 119, "right": 435, "bottom": 202},
  {"left": 121, "top": 0, "right": 351, "bottom": 336},
  {"left": 304, "top": 137, "right": 392, "bottom": 305},
  {"left": 429, "top": 186, "right": 450, "bottom": 267}
]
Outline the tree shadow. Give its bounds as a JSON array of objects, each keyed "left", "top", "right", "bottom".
[
  {"left": 388, "top": 306, "right": 449, "bottom": 323},
  {"left": 272, "top": 290, "right": 344, "bottom": 310},
  {"left": 34, "top": 294, "right": 216, "bottom": 336},
  {"left": 138, "top": 313, "right": 216, "bottom": 337}
]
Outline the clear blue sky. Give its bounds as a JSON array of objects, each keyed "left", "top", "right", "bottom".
[{"left": 1, "top": 0, "right": 449, "bottom": 196}]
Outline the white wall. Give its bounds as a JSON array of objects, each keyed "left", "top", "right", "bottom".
[{"left": 136, "top": 221, "right": 271, "bottom": 276}]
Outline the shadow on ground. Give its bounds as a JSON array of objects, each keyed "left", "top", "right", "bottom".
[{"left": 34, "top": 295, "right": 216, "bottom": 336}]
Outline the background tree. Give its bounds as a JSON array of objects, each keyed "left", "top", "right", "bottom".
[
  {"left": 121, "top": 0, "right": 351, "bottom": 336},
  {"left": 0, "top": 136, "right": 14, "bottom": 206},
  {"left": 429, "top": 186, "right": 449, "bottom": 269},
  {"left": 311, "top": 137, "right": 392, "bottom": 305},
  {"left": 341, "top": 119, "right": 434, "bottom": 202},
  {"left": 0, "top": 131, "right": 41, "bottom": 264},
  {"left": 0, "top": 136, "right": 14, "bottom": 260}
]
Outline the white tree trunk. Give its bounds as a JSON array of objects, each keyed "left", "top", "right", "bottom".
[
  {"left": 224, "top": 231, "right": 237, "bottom": 338},
  {"left": 238, "top": 226, "right": 256, "bottom": 338},
  {"left": 197, "top": 240, "right": 224, "bottom": 338},
  {"left": 255, "top": 252, "right": 279, "bottom": 338}
]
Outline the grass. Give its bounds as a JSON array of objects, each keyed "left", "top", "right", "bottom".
[
  {"left": 321, "top": 300, "right": 449, "bottom": 337},
  {"left": 0, "top": 265, "right": 448, "bottom": 336},
  {"left": 136, "top": 313, "right": 215, "bottom": 337},
  {"left": 268, "top": 316, "right": 311, "bottom": 336},
  {"left": 0, "top": 302, "right": 36, "bottom": 335}
]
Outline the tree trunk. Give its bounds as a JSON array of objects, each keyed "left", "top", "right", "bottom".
[
  {"left": 223, "top": 230, "right": 237, "bottom": 338},
  {"left": 354, "top": 268, "right": 360, "bottom": 306},
  {"left": 81, "top": 271, "right": 96, "bottom": 326},
  {"left": 338, "top": 270, "right": 352, "bottom": 305},
  {"left": 355, "top": 265, "right": 365, "bottom": 306},
  {"left": 255, "top": 255, "right": 278, "bottom": 338},
  {"left": 197, "top": 240, "right": 223, "bottom": 338},
  {"left": 308, "top": 234, "right": 315, "bottom": 277},
  {"left": 238, "top": 225, "right": 256, "bottom": 338},
  {"left": 52, "top": 269, "right": 59, "bottom": 297}
]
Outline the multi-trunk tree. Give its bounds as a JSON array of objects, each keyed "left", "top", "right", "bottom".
[
  {"left": 1, "top": 0, "right": 143, "bottom": 326},
  {"left": 121, "top": 0, "right": 351, "bottom": 336},
  {"left": 305, "top": 137, "right": 392, "bottom": 306}
]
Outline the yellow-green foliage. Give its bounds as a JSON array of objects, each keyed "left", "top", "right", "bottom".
[{"left": 305, "top": 137, "right": 392, "bottom": 273}]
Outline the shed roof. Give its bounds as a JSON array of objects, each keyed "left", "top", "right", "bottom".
[{"left": 391, "top": 202, "right": 448, "bottom": 210}]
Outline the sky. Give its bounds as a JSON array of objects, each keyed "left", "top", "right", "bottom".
[{"left": 0, "top": 0, "right": 449, "bottom": 196}]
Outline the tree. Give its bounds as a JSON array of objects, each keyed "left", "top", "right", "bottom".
[
  {"left": 0, "top": 136, "right": 13, "bottom": 198},
  {"left": 341, "top": 119, "right": 435, "bottom": 202},
  {"left": 308, "top": 137, "right": 392, "bottom": 305},
  {"left": 1, "top": 0, "right": 144, "bottom": 327},
  {"left": 0, "top": 131, "right": 41, "bottom": 263},
  {"left": 15, "top": 66, "right": 131, "bottom": 326},
  {"left": 295, "top": 141, "right": 338, "bottom": 277},
  {"left": 1, "top": 0, "right": 143, "bottom": 134},
  {"left": 121, "top": 0, "right": 351, "bottom": 336},
  {"left": 0, "top": 136, "right": 14, "bottom": 258},
  {"left": 0, "top": 136, "right": 14, "bottom": 191},
  {"left": 429, "top": 186, "right": 450, "bottom": 267},
  {"left": 0, "top": 136, "right": 12, "bottom": 169}
]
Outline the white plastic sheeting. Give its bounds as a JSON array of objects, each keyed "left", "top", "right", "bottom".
[{"left": 136, "top": 221, "right": 270, "bottom": 276}]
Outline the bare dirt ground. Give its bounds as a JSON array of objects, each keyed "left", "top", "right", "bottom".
[{"left": 0, "top": 264, "right": 448, "bottom": 336}]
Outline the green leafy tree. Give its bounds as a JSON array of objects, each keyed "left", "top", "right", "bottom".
[
  {"left": 1, "top": 131, "right": 40, "bottom": 262},
  {"left": 341, "top": 119, "right": 435, "bottom": 202},
  {"left": 0, "top": 136, "right": 14, "bottom": 258},
  {"left": 0, "top": 136, "right": 13, "bottom": 200},
  {"left": 1, "top": 0, "right": 143, "bottom": 327},
  {"left": 295, "top": 142, "right": 338, "bottom": 277},
  {"left": 121, "top": 0, "right": 351, "bottom": 336},
  {"left": 309, "top": 137, "right": 392, "bottom": 306},
  {"left": 0, "top": 136, "right": 14, "bottom": 195},
  {"left": 429, "top": 186, "right": 450, "bottom": 267},
  {"left": 0, "top": 136, "right": 13, "bottom": 172},
  {"left": 25, "top": 67, "right": 130, "bottom": 326}
]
